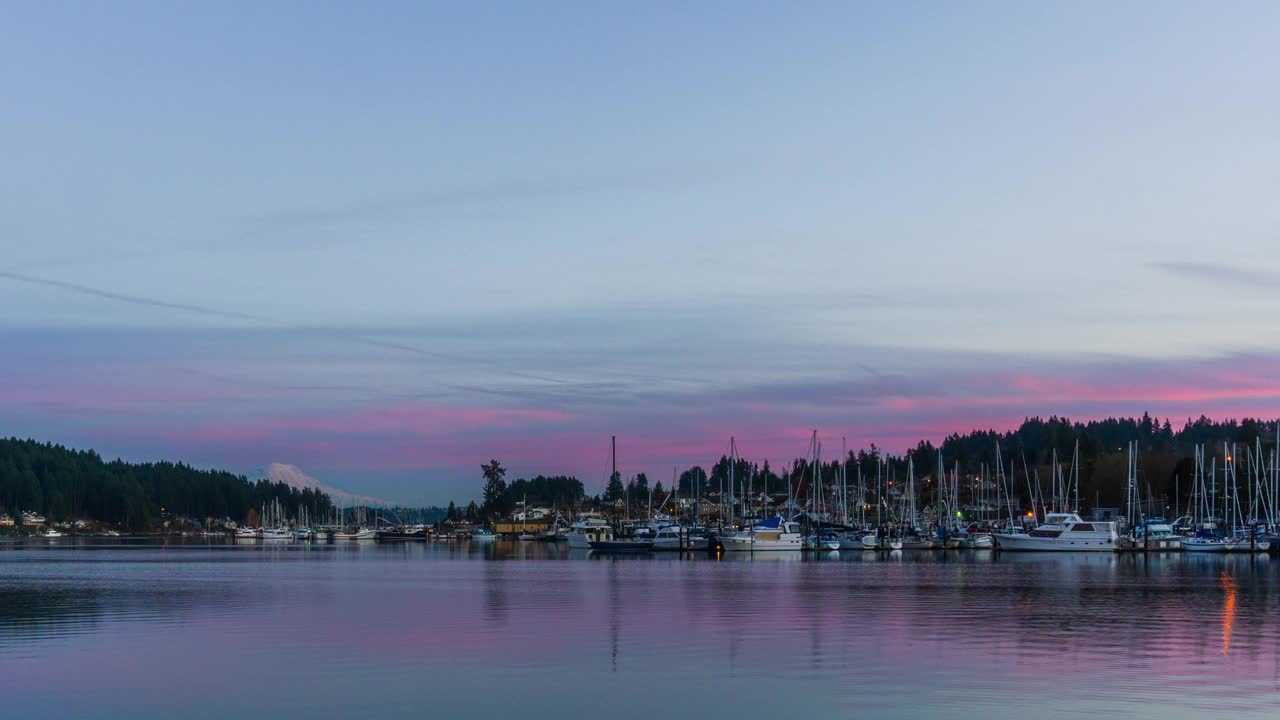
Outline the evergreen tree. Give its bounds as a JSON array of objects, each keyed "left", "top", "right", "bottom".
[
  {"left": 605, "top": 471, "right": 625, "bottom": 503},
  {"left": 480, "top": 459, "right": 509, "bottom": 518}
]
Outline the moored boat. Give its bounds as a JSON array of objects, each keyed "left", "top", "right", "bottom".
[
  {"left": 1182, "top": 537, "right": 1226, "bottom": 553},
  {"left": 566, "top": 514, "right": 613, "bottom": 549},
  {"left": 993, "top": 513, "right": 1118, "bottom": 551},
  {"left": 721, "top": 517, "right": 803, "bottom": 551},
  {"left": 588, "top": 538, "right": 654, "bottom": 552}
]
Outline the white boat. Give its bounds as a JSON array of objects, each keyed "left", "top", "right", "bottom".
[
  {"left": 42, "top": 529, "right": 64, "bottom": 538},
  {"left": 1123, "top": 518, "right": 1183, "bottom": 550},
  {"left": 1224, "top": 537, "right": 1270, "bottom": 553},
  {"left": 1182, "top": 537, "right": 1227, "bottom": 553},
  {"left": 839, "top": 533, "right": 868, "bottom": 550},
  {"left": 294, "top": 528, "right": 314, "bottom": 540},
  {"left": 650, "top": 523, "right": 707, "bottom": 550},
  {"left": 566, "top": 514, "right": 614, "bottom": 549},
  {"left": 234, "top": 527, "right": 260, "bottom": 539},
  {"left": 900, "top": 534, "right": 938, "bottom": 550},
  {"left": 334, "top": 527, "right": 376, "bottom": 540},
  {"left": 261, "top": 527, "right": 292, "bottom": 540},
  {"left": 471, "top": 527, "right": 497, "bottom": 542},
  {"left": 804, "top": 531, "right": 841, "bottom": 550},
  {"left": 952, "top": 525, "right": 994, "bottom": 549},
  {"left": 856, "top": 533, "right": 902, "bottom": 550},
  {"left": 993, "top": 513, "right": 1117, "bottom": 551},
  {"left": 721, "top": 517, "right": 803, "bottom": 551}
]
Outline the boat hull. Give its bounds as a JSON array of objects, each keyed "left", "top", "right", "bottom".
[
  {"left": 993, "top": 534, "right": 1116, "bottom": 551},
  {"left": 588, "top": 540, "right": 654, "bottom": 552},
  {"left": 653, "top": 537, "right": 709, "bottom": 551},
  {"left": 1225, "top": 540, "right": 1270, "bottom": 553},
  {"left": 721, "top": 536, "right": 802, "bottom": 552}
]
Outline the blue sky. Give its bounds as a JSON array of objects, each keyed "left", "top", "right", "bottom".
[{"left": 2, "top": 2, "right": 1279, "bottom": 503}]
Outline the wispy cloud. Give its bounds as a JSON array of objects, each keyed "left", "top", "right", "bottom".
[{"left": 1150, "top": 261, "right": 1280, "bottom": 291}]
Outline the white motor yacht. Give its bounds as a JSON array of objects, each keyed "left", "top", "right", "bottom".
[
  {"left": 566, "top": 514, "right": 614, "bottom": 549},
  {"left": 993, "top": 513, "right": 1117, "bottom": 551},
  {"left": 721, "top": 517, "right": 802, "bottom": 551}
]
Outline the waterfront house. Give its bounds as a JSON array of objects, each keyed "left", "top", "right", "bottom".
[{"left": 0, "top": 514, "right": 13, "bottom": 527}]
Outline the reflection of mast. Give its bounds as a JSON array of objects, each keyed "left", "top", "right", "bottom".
[{"left": 608, "top": 559, "right": 620, "bottom": 672}]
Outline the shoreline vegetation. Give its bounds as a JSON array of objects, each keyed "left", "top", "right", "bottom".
[
  {"left": 0, "top": 437, "right": 334, "bottom": 533},
  {"left": 461, "top": 414, "right": 1279, "bottom": 525},
  {"left": 3, "top": 414, "right": 1278, "bottom": 533}
]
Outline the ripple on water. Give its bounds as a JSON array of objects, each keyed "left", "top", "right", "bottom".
[{"left": 3, "top": 543, "right": 1280, "bottom": 718}]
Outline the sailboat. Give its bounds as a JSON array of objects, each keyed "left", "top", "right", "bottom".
[
  {"left": 801, "top": 433, "right": 841, "bottom": 551},
  {"left": 1222, "top": 442, "right": 1269, "bottom": 553},
  {"left": 1184, "top": 444, "right": 1226, "bottom": 552},
  {"left": 588, "top": 436, "right": 654, "bottom": 552}
]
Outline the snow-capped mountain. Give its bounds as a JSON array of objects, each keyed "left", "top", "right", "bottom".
[{"left": 263, "top": 463, "right": 394, "bottom": 507}]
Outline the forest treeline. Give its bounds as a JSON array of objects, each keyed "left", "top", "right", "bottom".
[
  {"left": 680, "top": 414, "right": 1280, "bottom": 512},
  {"left": 0, "top": 438, "right": 332, "bottom": 530},
  {"left": 473, "top": 414, "right": 1280, "bottom": 517}
]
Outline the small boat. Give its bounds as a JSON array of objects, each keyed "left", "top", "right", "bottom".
[
  {"left": 650, "top": 523, "right": 708, "bottom": 550},
  {"left": 234, "top": 527, "right": 260, "bottom": 539},
  {"left": 376, "top": 527, "right": 425, "bottom": 541},
  {"left": 261, "top": 527, "right": 292, "bottom": 540},
  {"left": 42, "top": 529, "right": 64, "bottom": 538},
  {"left": 900, "top": 534, "right": 938, "bottom": 550},
  {"left": 804, "top": 530, "right": 841, "bottom": 551},
  {"left": 856, "top": 532, "right": 902, "bottom": 550},
  {"left": 1224, "top": 537, "right": 1270, "bottom": 553},
  {"left": 1182, "top": 537, "right": 1226, "bottom": 553},
  {"left": 294, "top": 528, "right": 314, "bottom": 541},
  {"left": 1121, "top": 517, "right": 1183, "bottom": 550},
  {"left": 334, "top": 527, "right": 377, "bottom": 540},
  {"left": 566, "top": 514, "right": 614, "bottom": 549},
  {"left": 471, "top": 527, "right": 497, "bottom": 542},
  {"left": 838, "top": 533, "right": 867, "bottom": 550},
  {"left": 952, "top": 525, "right": 994, "bottom": 549},
  {"left": 721, "top": 517, "right": 803, "bottom": 551},
  {"left": 588, "top": 538, "right": 654, "bottom": 552}
]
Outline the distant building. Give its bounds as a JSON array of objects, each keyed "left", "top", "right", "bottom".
[
  {"left": 512, "top": 506, "right": 551, "bottom": 521},
  {"left": 21, "top": 511, "right": 46, "bottom": 526},
  {"left": 0, "top": 514, "right": 13, "bottom": 527}
]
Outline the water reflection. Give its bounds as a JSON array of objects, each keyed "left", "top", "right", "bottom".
[
  {"left": 2, "top": 543, "right": 1279, "bottom": 718},
  {"left": 1221, "top": 571, "right": 1236, "bottom": 656}
]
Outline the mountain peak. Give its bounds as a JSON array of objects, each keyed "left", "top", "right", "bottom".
[{"left": 263, "top": 463, "right": 394, "bottom": 507}]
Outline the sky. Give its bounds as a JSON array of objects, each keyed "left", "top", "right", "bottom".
[{"left": 2, "top": 2, "right": 1279, "bottom": 504}]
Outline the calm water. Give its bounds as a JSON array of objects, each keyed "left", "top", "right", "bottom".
[{"left": 2, "top": 540, "right": 1278, "bottom": 718}]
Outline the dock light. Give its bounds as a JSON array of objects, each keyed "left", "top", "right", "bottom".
[{"left": 1025, "top": 511, "right": 1034, "bottom": 517}]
